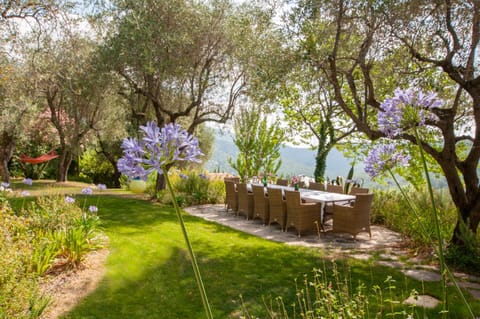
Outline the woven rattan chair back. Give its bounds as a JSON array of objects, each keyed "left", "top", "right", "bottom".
[
  {"left": 224, "top": 176, "right": 240, "bottom": 183},
  {"left": 276, "top": 178, "right": 289, "bottom": 186},
  {"left": 224, "top": 180, "right": 238, "bottom": 213},
  {"left": 252, "top": 185, "right": 269, "bottom": 224},
  {"left": 237, "top": 183, "right": 254, "bottom": 219},
  {"left": 326, "top": 184, "right": 344, "bottom": 194},
  {"left": 308, "top": 182, "right": 325, "bottom": 191},
  {"left": 284, "top": 190, "right": 321, "bottom": 237},
  {"left": 332, "top": 193, "right": 374, "bottom": 239},
  {"left": 349, "top": 187, "right": 369, "bottom": 195},
  {"left": 284, "top": 190, "right": 301, "bottom": 209},
  {"left": 267, "top": 187, "right": 287, "bottom": 231}
]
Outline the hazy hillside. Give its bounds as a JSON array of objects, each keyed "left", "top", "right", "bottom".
[{"left": 204, "top": 131, "right": 366, "bottom": 180}]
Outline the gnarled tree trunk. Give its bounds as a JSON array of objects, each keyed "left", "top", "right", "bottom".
[
  {"left": 0, "top": 132, "right": 16, "bottom": 184},
  {"left": 57, "top": 149, "right": 73, "bottom": 182}
]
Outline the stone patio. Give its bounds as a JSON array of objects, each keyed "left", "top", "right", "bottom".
[{"left": 185, "top": 204, "right": 405, "bottom": 253}]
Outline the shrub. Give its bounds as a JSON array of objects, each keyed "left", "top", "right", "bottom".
[
  {"left": 206, "top": 179, "right": 225, "bottom": 204},
  {"left": 56, "top": 227, "right": 92, "bottom": 267},
  {"left": 0, "top": 194, "right": 104, "bottom": 317},
  {"left": 30, "top": 234, "right": 60, "bottom": 275},
  {"left": 154, "top": 170, "right": 226, "bottom": 206},
  {"left": 174, "top": 171, "right": 210, "bottom": 204},
  {"left": 0, "top": 203, "right": 45, "bottom": 319},
  {"left": 445, "top": 219, "right": 480, "bottom": 272},
  {"left": 79, "top": 149, "right": 117, "bottom": 187},
  {"left": 371, "top": 187, "right": 457, "bottom": 249}
]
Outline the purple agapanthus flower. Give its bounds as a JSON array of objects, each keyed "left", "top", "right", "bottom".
[
  {"left": 1, "top": 182, "right": 10, "bottom": 188},
  {"left": 23, "top": 178, "right": 33, "bottom": 186},
  {"left": 364, "top": 142, "right": 411, "bottom": 179},
  {"left": 65, "top": 196, "right": 75, "bottom": 203},
  {"left": 81, "top": 187, "right": 93, "bottom": 195},
  {"left": 96, "top": 183, "right": 107, "bottom": 191},
  {"left": 118, "top": 121, "right": 203, "bottom": 180},
  {"left": 378, "top": 87, "right": 443, "bottom": 137},
  {"left": 89, "top": 205, "right": 98, "bottom": 213},
  {"left": 21, "top": 190, "right": 30, "bottom": 197},
  {"left": 179, "top": 173, "right": 189, "bottom": 180}
]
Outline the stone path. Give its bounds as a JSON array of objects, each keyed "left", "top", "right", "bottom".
[
  {"left": 187, "top": 203, "right": 403, "bottom": 249},
  {"left": 185, "top": 204, "right": 480, "bottom": 308}
]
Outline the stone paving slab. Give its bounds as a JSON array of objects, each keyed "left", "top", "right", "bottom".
[
  {"left": 377, "top": 260, "right": 405, "bottom": 269},
  {"left": 402, "top": 269, "right": 443, "bottom": 282},
  {"left": 404, "top": 295, "right": 440, "bottom": 309}
]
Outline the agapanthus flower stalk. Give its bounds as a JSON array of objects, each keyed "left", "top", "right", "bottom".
[
  {"left": 118, "top": 121, "right": 212, "bottom": 319},
  {"left": 364, "top": 142, "right": 411, "bottom": 179},
  {"left": 118, "top": 121, "right": 203, "bottom": 180},
  {"left": 367, "top": 87, "right": 475, "bottom": 318},
  {"left": 378, "top": 87, "right": 443, "bottom": 137}
]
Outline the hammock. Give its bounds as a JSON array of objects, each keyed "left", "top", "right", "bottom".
[{"left": 20, "top": 150, "right": 59, "bottom": 164}]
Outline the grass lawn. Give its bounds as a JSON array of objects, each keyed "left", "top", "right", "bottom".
[{"left": 8, "top": 181, "right": 480, "bottom": 318}]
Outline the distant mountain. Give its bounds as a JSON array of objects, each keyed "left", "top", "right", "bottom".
[{"left": 204, "top": 131, "right": 367, "bottom": 181}]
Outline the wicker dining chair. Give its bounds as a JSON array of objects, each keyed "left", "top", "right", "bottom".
[
  {"left": 252, "top": 185, "right": 269, "bottom": 224},
  {"left": 267, "top": 187, "right": 287, "bottom": 231},
  {"left": 224, "top": 180, "right": 238, "bottom": 213},
  {"left": 284, "top": 190, "right": 322, "bottom": 237},
  {"left": 237, "top": 183, "right": 254, "bottom": 219},
  {"left": 308, "top": 182, "right": 325, "bottom": 191},
  {"left": 349, "top": 187, "right": 370, "bottom": 195},
  {"left": 326, "top": 184, "right": 344, "bottom": 194},
  {"left": 276, "top": 178, "right": 289, "bottom": 186},
  {"left": 224, "top": 176, "right": 240, "bottom": 183},
  {"left": 332, "top": 193, "right": 374, "bottom": 239}
]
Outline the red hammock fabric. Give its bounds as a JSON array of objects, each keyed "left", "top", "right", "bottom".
[{"left": 20, "top": 150, "right": 59, "bottom": 164}]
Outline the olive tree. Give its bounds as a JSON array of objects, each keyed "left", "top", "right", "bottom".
[
  {"left": 0, "top": 58, "right": 35, "bottom": 183},
  {"left": 32, "top": 17, "right": 121, "bottom": 181},
  {"left": 279, "top": 79, "right": 355, "bottom": 182},
  {"left": 0, "top": 0, "right": 65, "bottom": 183},
  {"left": 100, "top": 0, "right": 268, "bottom": 189},
  {"left": 287, "top": 0, "right": 480, "bottom": 243}
]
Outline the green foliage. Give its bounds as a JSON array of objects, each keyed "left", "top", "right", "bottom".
[
  {"left": 14, "top": 159, "right": 58, "bottom": 181},
  {"left": 278, "top": 81, "right": 350, "bottom": 182},
  {"left": 0, "top": 204, "right": 45, "bottom": 318},
  {"left": 229, "top": 107, "right": 284, "bottom": 180},
  {"left": 23, "top": 196, "right": 103, "bottom": 272},
  {"left": 57, "top": 227, "right": 92, "bottom": 267},
  {"left": 243, "top": 268, "right": 424, "bottom": 319},
  {"left": 277, "top": 267, "right": 368, "bottom": 318},
  {"left": 30, "top": 235, "right": 59, "bottom": 275},
  {"left": 79, "top": 149, "right": 116, "bottom": 186},
  {"left": 1, "top": 194, "right": 104, "bottom": 318},
  {"left": 445, "top": 219, "right": 480, "bottom": 272},
  {"left": 343, "top": 162, "right": 357, "bottom": 194},
  {"left": 155, "top": 171, "right": 225, "bottom": 207},
  {"left": 371, "top": 187, "right": 458, "bottom": 249},
  {"left": 101, "top": 0, "right": 247, "bottom": 146}
]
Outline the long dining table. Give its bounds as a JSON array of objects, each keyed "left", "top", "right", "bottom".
[{"left": 248, "top": 183, "right": 356, "bottom": 224}]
